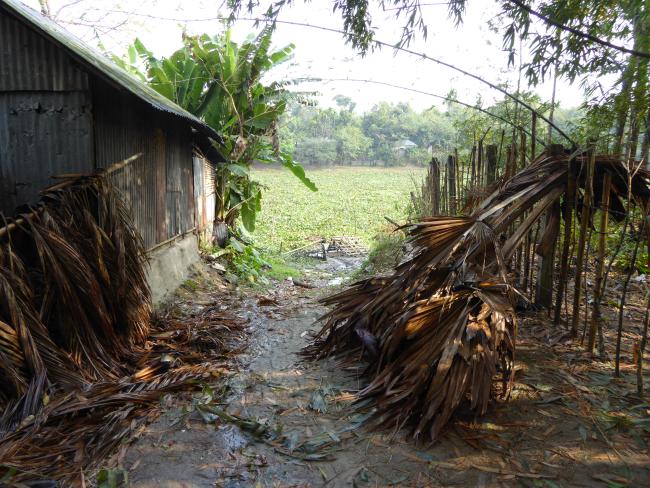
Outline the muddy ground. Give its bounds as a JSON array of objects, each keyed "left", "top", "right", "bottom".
[{"left": 124, "top": 258, "right": 650, "bottom": 488}]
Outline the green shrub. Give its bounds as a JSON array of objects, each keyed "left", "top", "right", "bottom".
[{"left": 357, "top": 232, "right": 406, "bottom": 277}]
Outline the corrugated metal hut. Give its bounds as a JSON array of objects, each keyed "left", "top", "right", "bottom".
[{"left": 0, "top": 0, "right": 220, "bottom": 303}]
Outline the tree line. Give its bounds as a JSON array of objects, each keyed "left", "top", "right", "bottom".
[{"left": 279, "top": 94, "right": 581, "bottom": 167}]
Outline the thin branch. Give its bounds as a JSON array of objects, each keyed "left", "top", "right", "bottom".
[
  {"left": 53, "top": 0, "right": 84, "bottom": 19},
  {"left": 236, "top": 17, "right": 576, "bottom": 145},
  {"left": 383, "top": 1, "right": 453, "bottom": 10},
  {"left": 507, "top": 0, "right": 650, "bottom": 60},
  {"left": 81, "top": 10, "right": 576, "bottom": 145}
]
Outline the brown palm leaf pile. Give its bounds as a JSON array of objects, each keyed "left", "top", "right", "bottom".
[
  {"left": 304, "top": 149, "right": 650, "bottom": 442},
  {"left": 0, "top": 171, "right": 244, "bottom": 483}
]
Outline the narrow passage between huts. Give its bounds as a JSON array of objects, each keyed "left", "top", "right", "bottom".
[{"left": 125, "top": 255, "right": 650, "bottom": 488}]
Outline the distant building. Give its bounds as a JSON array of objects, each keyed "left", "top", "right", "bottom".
[
  {"left": 395, "top": 139, "right": 418, "bottom": 150},
  {"left": 0, "top": 0, "right": 223, "bottom": 303},
  {"left": 394, "top": 139, "right": 418, "bottom": 157}
]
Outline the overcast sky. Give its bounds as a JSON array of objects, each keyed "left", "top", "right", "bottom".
[{"left": 21, "top": 0, "right": 588, "bottom": 113}]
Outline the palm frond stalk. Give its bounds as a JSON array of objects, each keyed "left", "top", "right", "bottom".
[{"left": 304, "top": 148, "right": 650, "bottom": 442}]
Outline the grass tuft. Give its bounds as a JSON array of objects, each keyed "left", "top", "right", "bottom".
[
  {"left": 264, "top": 254, "right": 304, "bottom": 281},
  {"left": 356, "top": 232, "right": 407, "bottom": 278}
]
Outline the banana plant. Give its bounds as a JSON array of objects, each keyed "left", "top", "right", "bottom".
[{"left": 113, "top": 25, "right": 316, "bottom": 236}]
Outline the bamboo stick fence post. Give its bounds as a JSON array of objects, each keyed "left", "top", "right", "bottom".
[
  {"left": 571, "top": 147, "right": 597, "bottom": 337},
  {"left": 431, "top": 157, "right": 441, "bottom": 215},
  {"left": 470, "top": 144, "right": 477, "bottom": 187},
  {"left": 447, "top": 154, "right": 457, "bottom": 214},
  {"left": 497, "top": 129, "right": 506, "bottom": 177},
  {"left": 640, "top": 107, "right": 650, "bottom": 258},
  {"left": 581, "top": 226, "right": 595, "bottom": 342},
  {"left": 554, "top": 156, "right": 577, "bottom": 326},
  {"left": 588, "top": 171, "right": 612, "bottom": 354},
  {"left": 516, "top": 131, "right": 527, "bottom": 275},
  {"left": 536, "top": 201, "right": 561, "bottom": 309},
  {"left": 521, "top": 229, "right": 531, "bottom": 291},
  {"left": 486, "top": 145, "right": 498, "bottom": 184},
  {"left": 454, "top": 148, "right": 461, "bottom": 206},
  {"left": 528, "top": 220, "right": 541, "bottom": 299},
  {"left": 531, "top": 112, "right": 537, "bottom": 160},
  {"left": 616, "top": 214, "right": 647, "bottom": 376},
  {"left": 441, "top": 162, "right": 448, "bottom": 214},
  {"left": 477, "top": 140, "right": 484, "bottom": 187},
  {"left": 536, "top": 145, "right": 564, "bottom": 309},
  {"left": 638, "top": 292, "right": 650, "bottom": 397},
  {"left": 520, "top": 131, "right": 527, "bottom": 170},
  {"left": 525, "top": 118, "right": 538, "bottom": 290}
]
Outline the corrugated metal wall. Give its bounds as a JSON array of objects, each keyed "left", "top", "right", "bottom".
[
  {"left": 0, "top": 11, "right": 88, "bottom": 91},
  {"left": 93, "top": 79, "right": 196, "bottom": 249},
  {"left": 0, "top": 9, "right": 93, "bottom": 213},
  {"left": 0, "top": 91, "right": 94, "bottom": 212},
  {"left": 0, "top": 7, "right": 199, "bottom": 250},
  {"left": 203, "top": 157, "right": 216, "bottom": 195}
]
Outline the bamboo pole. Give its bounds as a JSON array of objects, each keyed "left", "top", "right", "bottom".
[
  {"left": 571, "top": 149, "right": 597, "bottom": 337},
  {"left": 515, "top": 223, "right": 522, "bottom": 274},
  {"left": 497, "top": 129, "right": 506, "bottom": 178},
  {"left": 441, "top": 163, "right": 447, "bottom": 214},
  {"left": 454, "top": 148, "right": 461, "bottom": 206},
  {"left": 588, "top": 171, "right": 612, "bottom": 354},
  {"left": 531, "top": 112, "right": 537, "bottom": 160},
  {"left": 521, "top": 229, "right": 530, "bottom": 291},
  {"left": 470, "top": 144, "right": 477, "bottom": 187},
  {"left": 431, "top": 157, "right": 440, "bottom": 215},
  {"left": 528, "top": 220, "right": 541, "bottom": 300},
  {"left": 524, "top": 115, "right": 537, "bottom": 286},
  {"left": 447, "top": 154, "right": 457, "bottom": 214},
  {"left": 536, "top": 145, "right": 563, "bottom": 309},
  {"left": 638, "top": 293, "right": 650, "bottom": 396},
  {"left": 616, "top": 215, "right": 647, "bottom": 376},
  {"left": 641, "top": 109, "right": 650, "bottom": 169},
  {"left": 554, "top": 156, "right": 576, "bottom": 326},
  {"left": 515, "top": 133, "right": 526, "bottom": 277},
  {"left": 535, "top": 201, "right": 560, "bottom": 309},
  {"left": 486, "top": 145, "right": 498, "bottom": 185},
  {"left": 580, "top": 226, "right": 595, "bottom": 343},
  {"left": 477, "top": 140, "right": 484, "bottom": 187}
]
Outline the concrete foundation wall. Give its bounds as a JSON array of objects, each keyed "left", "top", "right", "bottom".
[{"left": 147, "top": 233, "right": 200, "bottom": 306}]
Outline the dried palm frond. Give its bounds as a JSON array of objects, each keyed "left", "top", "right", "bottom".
[
  {"left": 0, "top": 173, "right": 149, "bottom": 428},
  {"left": 0, "top": 165, "right": 244, "bottom": 483},
  {"left": 305, "top": 149, "right": 650, "bottom": 442}
]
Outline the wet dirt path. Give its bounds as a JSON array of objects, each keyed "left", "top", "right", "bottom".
[{"left": 126, "top": 259, "right": 650, "bottom": 488}]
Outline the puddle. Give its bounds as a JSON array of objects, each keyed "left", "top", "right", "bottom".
[
  {"left": 216, "top": 424, "right": 249, "bottom": 451},
  {"left": 316, "top": 256, "right": 363, "bottom": 273}
]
